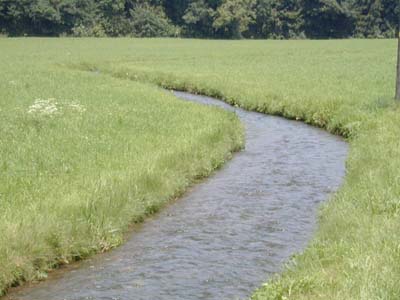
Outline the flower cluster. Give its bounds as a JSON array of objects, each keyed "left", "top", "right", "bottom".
[
  {"left": 68, "top": 102, "right": 87, "bottom": 113},
  {"left": 27, "top": 98, "right": 86, "bottom": 115},
  {"left": 28, "top": 98, "right": 59, "bottom": 115}
]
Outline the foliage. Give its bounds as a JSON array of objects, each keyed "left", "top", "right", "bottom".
[
  {"left": 182, "top": 0, "right": 216, "bottom": 37},
  {"left": 212, "top": 0, "right": 256, "bottom": 38},
  {"left": 130, "top": 4, "right": 179, "bottom": 37},
  {"left": 350, "top": 0, "right": 399, "bottom": 38},
  {"left": 0, "top": 0, "right": 398, "bottom": 38},
  {"left": 302, "top": 0, "right": 356, "bottom": 38},
  {"left": 72, "top": 23, "right": 107, "bottom": 37},
  {"left": 250, "top": 0, "right": 303, "bottom": 39}
]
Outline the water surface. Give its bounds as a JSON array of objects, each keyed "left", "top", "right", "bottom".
[{"left": 8, "top": 91, "right": 348, "bottom": 300}]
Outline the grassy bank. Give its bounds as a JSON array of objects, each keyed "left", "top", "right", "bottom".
[
  {"left": 0, "top": 39, "right": 243, "bottom": 295},
  {"left": 76, "top": 38, "right": 397, "bottom": 299},
  {"left": 1, "top": 38, "right": 398, "bottom": 299}
]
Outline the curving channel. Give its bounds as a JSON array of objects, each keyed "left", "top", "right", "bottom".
[{"left": 8, "top": 91, "right": 348, "bottom": 300}]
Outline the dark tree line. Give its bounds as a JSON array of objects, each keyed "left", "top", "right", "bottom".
[{"left": 0, "top": 0, "right": 398, "bottom": 38}]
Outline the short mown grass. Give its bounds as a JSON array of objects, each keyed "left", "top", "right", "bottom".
[{"left": 1, "top": 38, "right": 399, "bottom": 299}]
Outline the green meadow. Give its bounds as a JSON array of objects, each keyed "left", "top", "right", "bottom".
[{"left": 0, "top": 38, "right": 399, "bottom": 299}]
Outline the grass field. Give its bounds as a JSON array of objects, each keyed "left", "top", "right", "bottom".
[
  {"left": 0, "top": 39, "right": 244, "bottom": 295},
  {"left": 0, "top": 38, "right": 399, "bottom": 299}
]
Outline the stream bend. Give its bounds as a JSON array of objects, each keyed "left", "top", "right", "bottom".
[{"left": 9, "top": 91, "right": 348, "bottom": 300}]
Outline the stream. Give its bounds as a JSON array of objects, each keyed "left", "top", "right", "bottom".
[{"left": 8, "top": 91, "right": 348, "bottom": 300}]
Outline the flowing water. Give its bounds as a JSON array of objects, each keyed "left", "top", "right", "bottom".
[{"left": 8, "top": 92, "right": 348, "bottom": 300}]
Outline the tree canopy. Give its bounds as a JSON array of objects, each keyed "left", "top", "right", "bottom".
[{"left": 0, "top": 0, "right": 398, "bottom": 38}]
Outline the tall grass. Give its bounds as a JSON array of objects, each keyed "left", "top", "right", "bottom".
[
  {"left": 79, "top": 38, "right": 397, "bottom": 299},
  {"left": 0, "top": 39, "right": 243, "bottom": 295},
  {"left": 0, "top": 38, "right": 398, "bottom": 299}
]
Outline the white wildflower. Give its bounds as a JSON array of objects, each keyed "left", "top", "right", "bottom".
[
  {"left": 28, "top": 98, "right": 59, "bottom": 115},
  {"left": 68, "top": 101, "right": 86, "bottom": 113},
  {"left": 27, "top": 98, "right": 87, "bottom": 116}
]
